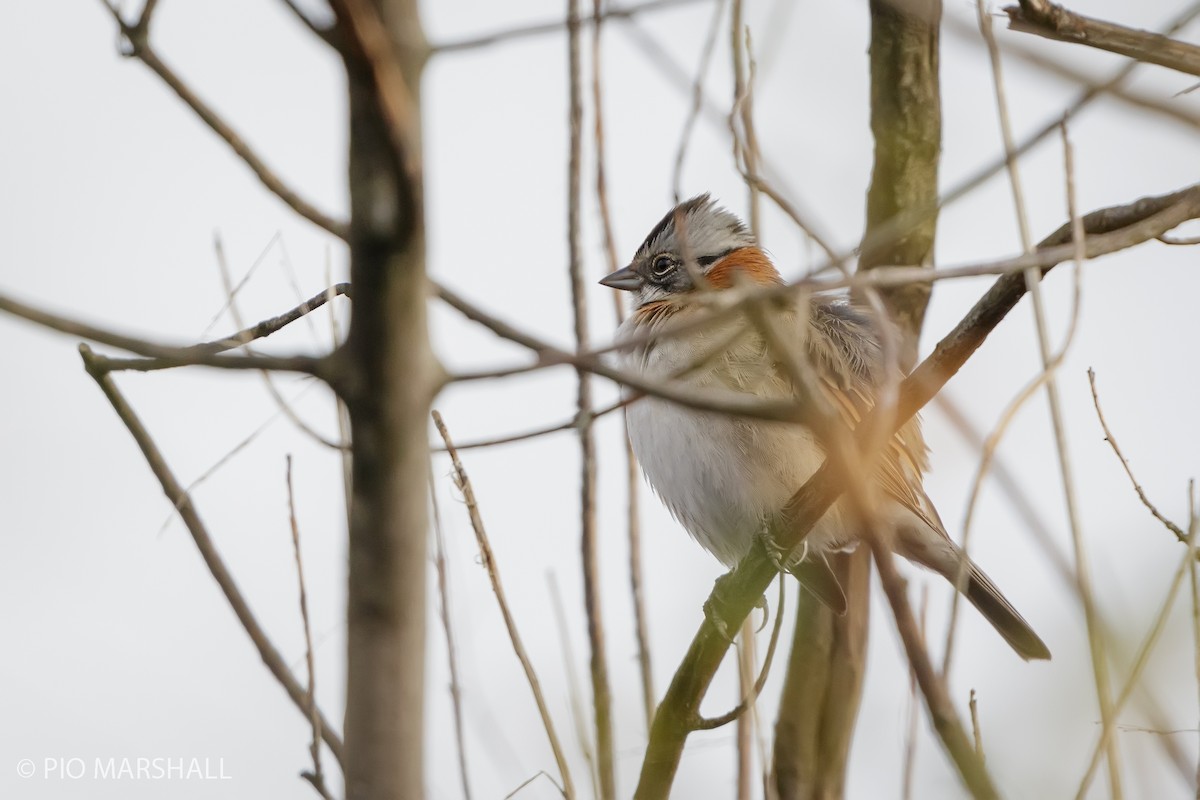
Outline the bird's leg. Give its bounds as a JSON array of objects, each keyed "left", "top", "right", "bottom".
[
  {"left": 757, "top": 523, "right": 810, "bottom": 574},
  {"left": 703, "top": 573, "right": 770, "bottom": 643}
]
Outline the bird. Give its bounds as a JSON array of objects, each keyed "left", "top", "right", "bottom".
[{"left": 600, "top": 194, "right": 1050, "bottom": 661}]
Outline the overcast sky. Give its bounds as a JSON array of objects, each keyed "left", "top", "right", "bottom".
[{"left": 2, "top": 1, "right": 1199, "bottom": 798}]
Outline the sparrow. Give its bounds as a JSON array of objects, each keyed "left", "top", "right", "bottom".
[{"left": 600, "top": 194, "right": 1050, "bottom": 661}]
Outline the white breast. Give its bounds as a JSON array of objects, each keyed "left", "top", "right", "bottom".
[{"left": 617, "top": 314, "right": 850, "bottom": 566}]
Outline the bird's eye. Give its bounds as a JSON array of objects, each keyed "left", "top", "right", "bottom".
[{"left": 651, "top": 254, "right": 676, "bottom": 278}]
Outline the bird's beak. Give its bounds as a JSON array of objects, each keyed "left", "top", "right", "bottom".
[{"left": 599, "top": 265, "right": 643, "bottom": 292}]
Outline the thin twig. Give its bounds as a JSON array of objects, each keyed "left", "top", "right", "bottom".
[
  {"left": 566, "top": 1, "right": 615, "bottom": 796},
  {"left": 1187, "top": 483, "right": 1200, "bottom": 797},
  {"left": 694, "top": 577, "right": 786, "bottom": 730},
  {"left": 1087, "top": 369, "right": 1191, "bottom": 545},
  {"left": 870, "top": 539, "right": 999, "bottom": 799},
  {"left": 430, "top": 399, "right": 631, "bottom": 452},
  {"left": 445, "top": 194, "right": 1200, "bottom": 390},
  {"left": 0, "top": 289, "right": 323, "bottom": 373},
  {"left": 937, "top": 394, "right": 1198, "bottom": 783},
  {"left": 901, "top": 586, "right": 930, "bottom": 800},
  {"left": 99, "top": 284, "right": 352, "bottom": 373},
  {"left": 549, "top": 573, "right": 601, "bottom": 798},
  {"left": 729, "top": 2, "right": 760, "bottom": 234},
  {"left": 941, "top": 11, "right": 1200, "bottom": 131},
  {"left": 80, "top": 345, "right": 346, "bottom": 767},
  {"left": 432, "top": 0, "right": 709, "bottom": 53},
  {"left": 285, "top": 456, "right": 332, "bottom": 800},
  {"left": 433, "top": 411, "right": 575, "bottom": 799},
  {"left": 969, "top": 689, "right": 984, "bottom": 760},
  {"left": 211, "top": 236, "right": 347, "bottom": 452},
  {"left": 945, "top": 7, "right": 1086, "bottom": 676},
  {"left": 96, "top": 1, "right": 348, "bottom": 239},
  {"left": 735, "top": 617, "right": 753, "bottom": 800},
  {"left": 503, "top": 770, "right": 567, "bottom": 800},
  {"left": 672, "top": 0, "right": 727, "bottom": 202},
  {"left": 1042, "top": 125, "right": 1122, "bottom": 798},
  {"left": 429, "top": 469, "right": 473, "bottom": 800},
  {"left": 1076, "top": 516, "right": 1198, "bottom": 798},
  {"left": 590, "top": 0, "right": 656, "bottom": 724}
]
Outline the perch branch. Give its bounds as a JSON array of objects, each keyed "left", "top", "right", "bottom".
[{"left": 632, "top": 183, "right": 1200, "bottom": 799}]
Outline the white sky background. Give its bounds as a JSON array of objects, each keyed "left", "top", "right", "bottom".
[{"left": 2, "top": 0, "right": 1199, "bottom": 798}]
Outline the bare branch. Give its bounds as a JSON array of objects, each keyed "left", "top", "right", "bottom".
[
  {"left": 870, "top": 540, "right": 998, "bottom": 799},
  {"left": 429, "top": 472, "right": 473, "bottom": 800},
  {"left": 98, "top": 284, "right": 352, "bottom": 373},
  {"left": 0, "top": 289, "right": 323, "bottom": 373},
  {"left": 1076, "top": 526, "right": 1199, "bottom": 798},
  {"left": 1005, "top": 0, "right": 1200, "bottom": 78},
  {"left": 285, "top": 456, "right": 333, "bottom": 800},
  {"left": 566, "top": 0, "right": 615, "bottom": 795},
  {"left": 1087, "top": 369, "right": 1191, "bottom": 544},
  {"left": 433, "top": 411, "right": 576, "bottom": 799},
  {"left": 95, "top": 1, "right": 348, "bottom": 239},
  {"left": 79, "top": 345, "right": 346, "bottom": 767},
  {"left": 432, "top": 0, "right": 709, "bottom": 54}
]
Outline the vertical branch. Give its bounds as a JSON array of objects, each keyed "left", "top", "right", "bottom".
[
  {"left": 730, "top": 0, "right": 761, "bottom": 231},
  {"left": 329, "top": 1, "right": 432, "bottom": 798},
  {"left": 771, "top": 552, "right": 870, "bottom": 800},
  {"left": 591, "top": 0, "right": 656, "bottom": 734},
  {"left": 774, "top": 3, "right": 940, "bottom": 798},
  {"left": 858, "top": 0, "right": 942, "bottom": 367},
  {"left": 568, "top": 1, "right": 616, "bottom": 797}
]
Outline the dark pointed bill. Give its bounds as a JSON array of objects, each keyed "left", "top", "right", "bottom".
[{"left": 599, "top": 265, "right": 643, "bottom": 291}]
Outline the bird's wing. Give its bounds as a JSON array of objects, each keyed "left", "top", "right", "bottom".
[{"left": 816, "top": 372, "right": 950, "bottom": 539}]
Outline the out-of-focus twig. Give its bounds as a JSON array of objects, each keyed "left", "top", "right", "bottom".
[{"left": 432, "top": 0, "right": 709, "bottom": 54}]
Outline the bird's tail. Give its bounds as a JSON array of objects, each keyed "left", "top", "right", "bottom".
[{"left": 900, "top": 534, "right": 1051, "bottom": 661}]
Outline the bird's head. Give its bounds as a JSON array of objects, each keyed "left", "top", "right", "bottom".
[{"left": 600, "top": 194, "right": 781, "bottom": 308}]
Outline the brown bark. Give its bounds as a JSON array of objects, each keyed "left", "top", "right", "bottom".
[{"left": 331, "top": 1, "right": 434, "bottom": 798}]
